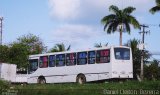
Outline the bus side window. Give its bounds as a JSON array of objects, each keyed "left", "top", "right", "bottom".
[
  {"left": 49, "top": 55, "right": 55, "bottom": 67},
  {"left": 56, "top": 54, "right": 65, "bottom": 66},
  {"left": 39, "top": 56, "right": 48, "bottom": 68},
  {"left": 88, "top": 51, "right": 95, "bottom": 64},
  {"left": 77, "top": 52, "right": 87, "bottom": 65},
  {"left": 29, "top": 59, "right": 38, "bottom": 74},
  {"left": 96, "top": 49, "right": 110, "bottom": 63},
  {"left": 66, "top": 53, "right": 76, "bottom": 66}
]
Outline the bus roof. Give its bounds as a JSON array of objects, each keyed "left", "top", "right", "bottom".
[{"left": 29, "top": 46, "right": 130, "bottom": 58}]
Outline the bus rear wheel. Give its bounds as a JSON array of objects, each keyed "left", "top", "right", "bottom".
[
  {"left": 38, "top": 77, "right": 46, "bottom": 84},
  {"left": 76, "top": 74, "right": 86, "bottom": 84}
]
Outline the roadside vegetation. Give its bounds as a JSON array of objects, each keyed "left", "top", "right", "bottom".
[{"left": 0, "top": 80, "right": 159, "bottom": 95}]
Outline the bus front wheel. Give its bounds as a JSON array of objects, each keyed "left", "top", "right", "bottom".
[{"left": 76, "top": 74, "right": 86, "bottom": 84}]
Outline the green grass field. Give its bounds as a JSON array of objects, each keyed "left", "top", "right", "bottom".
[{"left": 1, "top": 80, "right": 160, "bottom": 95}]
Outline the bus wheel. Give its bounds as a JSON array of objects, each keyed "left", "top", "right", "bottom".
[
  {"left": 38, "top": 76, "right": 46, "bottom": 84},
  {"left": 76, "top": 74, "right": 86, "bottom": 84}
]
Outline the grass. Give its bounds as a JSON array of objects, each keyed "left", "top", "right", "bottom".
[{"left": 1, "top": 80, "right": 160, "bottom": 95}]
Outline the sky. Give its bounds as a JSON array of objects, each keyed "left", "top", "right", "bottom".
[{"left": 0, "top": 0, "right": 160, "bottom": 59}]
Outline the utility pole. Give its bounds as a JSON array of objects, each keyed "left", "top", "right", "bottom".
[
  {"left": 0, "top": 16, "right": 3, "bottom": 45},
  {"left": 139, "top": 24, "right": 149, "bottom": 81}
]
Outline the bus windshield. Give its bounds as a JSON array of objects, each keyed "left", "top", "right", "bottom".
[
  {"left": 28, "top": 59, "right": 38, "bottom": 74},
  {"left": 114, "top": 48, "right": 130, "bottom": 60}
]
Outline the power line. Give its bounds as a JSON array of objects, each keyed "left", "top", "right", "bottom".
[
  {"left": 143, "top": 24, "right": 160, "bottom": 27},
  {"left": 149, "top": 24, "right": 160, "bottom": 27},
  {"left": 0, "top": 16, "right": 3, "bottom": 45}
]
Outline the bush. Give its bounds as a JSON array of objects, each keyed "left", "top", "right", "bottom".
[{"left": 0, "top": 80, "right": 10, "bottom": 93}]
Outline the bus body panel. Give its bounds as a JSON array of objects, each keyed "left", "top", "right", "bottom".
[
  {"left": 111, "top": 47, "right": 133, "bottom": 79},
  {"left": 28, "top": 63, "right": 111, "bottom": 83},
  {"left": 27, "top": 46, "right": 133, "bottom": 84}
]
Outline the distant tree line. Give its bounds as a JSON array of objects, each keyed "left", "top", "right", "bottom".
[
  {"left": 0, "top": 34, "right": 45, "bottom": 68},
  {"left": 0, "top": 33, "right": 71, "bottom": 69}
]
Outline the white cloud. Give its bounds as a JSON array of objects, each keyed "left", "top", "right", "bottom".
[
  {"left": 48, "top": 0, "right": 81, "bottom": 20},
  {"left": 48, "top": 24, "right": 116, "bottom": 50},
  {"left": 48, "top": 0, "right": 153, "bottom": 22},
  {"left": 47, "top": 0, "right": 155, "bottom": 50}
]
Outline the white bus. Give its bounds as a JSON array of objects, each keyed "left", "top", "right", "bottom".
[{"left": 27, "top": 46, "right": 133, "bottom": 84}]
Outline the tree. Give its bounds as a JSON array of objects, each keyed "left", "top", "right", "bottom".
[
  {"left": 0, "top": 34, "right": 46, "bottom": 68},
  {"left": 0, "top": 45, "right": 10, "bottom": 63},
  {"left": 101, "top": 5, "right": 140, "bottom": 46},
  {"left": 49, "top": 43, "right": 71, "bottom": 52},
  {"left": 144, "top": 60, "right": 160, "bottom": 80},
  {"left": 94, "top": 43, "right": 108, "bottom": 48},
  {"left": 9, "top": 43, "right": 29, "bottom": 68},
  {"left": 9, "top": 33, "right": 46, "bottom": 68},
  {"left": 126, "top": 39, "right": 141, "bottom": 79},
  {"left": 149, "top": 0, "right": 160, "bottom": 14},
  {"left": 16, "top": 33, "right": 46, "bottom": 54}
]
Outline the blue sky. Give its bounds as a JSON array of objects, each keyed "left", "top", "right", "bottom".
[{"left": 0, "top": 0, "right": 160, "bottom": 58}]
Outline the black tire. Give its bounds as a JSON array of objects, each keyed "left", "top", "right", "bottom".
[
  {"left": 76, "top": 74, "right": 86, "bottom": 84},
  {"left": 38, "top": 77, "right": 46, "bottom": 84}
]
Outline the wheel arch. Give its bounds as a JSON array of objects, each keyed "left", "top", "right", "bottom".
[
  {"left": 76, "top": 73, "right": 86, "bottom": 84},
  {"left": 37, "top": 75, "right": 46, "bottom": 83},
  {"left": 77, "top": 73, "right": 85, "bottom": 76},
  {"left": 38, "top": 75, "right": 45, "bottom": 79}
]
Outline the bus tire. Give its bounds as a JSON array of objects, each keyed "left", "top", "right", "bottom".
[
  {"left": 38, "top": 76, "right": 46, "bottom": 84},
  {"left": 76, "top": 74, "right": 86, "bottom": 84}
]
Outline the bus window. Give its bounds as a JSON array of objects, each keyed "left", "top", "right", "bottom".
[
  {"left": 96, "top": 49, "right": 110, "bottom": 63},
  {"left": 114, "top": 48, "right": 130, "bottom": 60},
  {"left": 56, "top": 54, "right": 65, "bottom": 66},
  {"left": 39, "top": 56, "right": 48, "bottom": 68},
  {"left": 66, "top": 53, "right": 76, "bottom": 66},
  {"left": 29, "top": 59, "right": 38, "bottom": 74},
  {"left": 88, "top": 51, "right": 95, "bottom": 64},
  {"left": 49, "top": 55, "right": 55, "bottom": 67},
  {"left": 77, "top": 52, "right": 87, "bottom": 65}
]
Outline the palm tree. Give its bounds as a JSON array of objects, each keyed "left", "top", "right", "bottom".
[
  {"left": 126, "top": 39, "right": 141, "bottom": 80},
  {"left": 94, "top": 43, "right": 108, "bottom": 48},
  {"left": 49, "top": 43, "right": 71, "bottom": 52},
  {"left": 101, "top": 5, "right": 140, "bottom": 46},
  {"left": 149, "top": 0, "right": 160, "bottom": 14}
]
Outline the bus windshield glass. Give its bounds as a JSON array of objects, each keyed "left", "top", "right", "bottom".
[
  {"left": 28, "top": 59, "right": 38, "bottom": 74},
  {"left": 114, "top": 48, "right": 130, "bottom": 60}
]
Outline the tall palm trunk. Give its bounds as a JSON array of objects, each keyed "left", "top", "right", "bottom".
[{"left": 120, "top": 30, "right": 122, "bottom": 46}]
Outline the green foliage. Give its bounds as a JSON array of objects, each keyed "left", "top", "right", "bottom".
[
  {"left": 94, "top": 43, "right": 108, "bottom": 48},
  {"left": 0, "top": 44, "right": 29, "bottom": 68},
  {"left": 0, "top": 80, "right": 10, "bottom": 93},
  {"left": 144, "top": 60, "right": 160, "bottom": 80},
  {"left": 149, "top": 0, "right": 160, "bottom": 14},
  {"left": 0, "top": 33, "right": 46, "bottom": 68},
  {"left": 101, "top": 5, "right": 140, "bottom": 45},
  {"left": 8, "top": 34, "right": 46, "bottom": 68},
  {"left": 9, "top": 43, "right": 29, "bottom": 68},
  {"left": 126, "top": 39, "right": 141, "bottom": 79},
  {"left": 0, "top": 45, "right": 10, "bottom": 63},
  {"left": 10, "top": 81, "right": 160, "bottom": 95},
  {"left": 16, "top": 33, "right": 46, "bottom": 54},
  {"left": 49, "top": 43, "right": 71, "bottom": 52}
]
